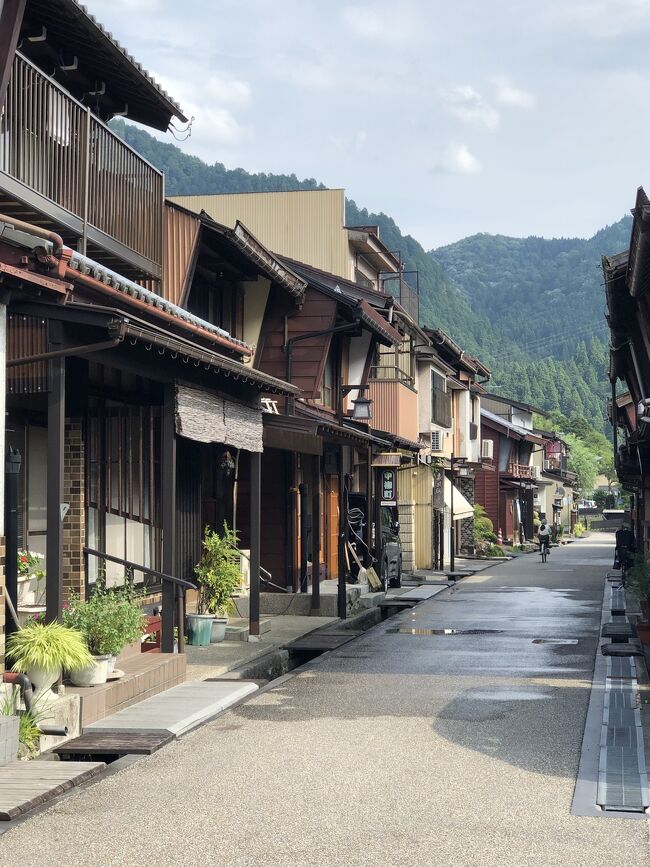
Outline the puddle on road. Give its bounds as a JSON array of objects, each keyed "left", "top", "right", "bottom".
[
  {"left": 386, "top": 627, "right": 503, "bottom": 636},
  {"left": 532, "top": 638, "right": 579, "bottom": 645}
]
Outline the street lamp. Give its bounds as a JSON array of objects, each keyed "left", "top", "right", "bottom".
[{"left": 341, "top": 385, "right": 373, "bottom": 422}]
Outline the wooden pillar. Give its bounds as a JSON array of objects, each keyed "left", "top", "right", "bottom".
[
  {"left": 311, "top": 454, "right": 321, "bottom": 611},
  {"left": 161, "top": 384, "right": 176, "bottom": 653},
  {"left": 249, "top": 451, "right": 261, "bottom": 637},
  {"left": 337, "top": 446, "right": 347, "bottom": 620},
  {"left": 46, "top": 358, "right": 65, "bottom": 622},
  {"left": 365, "top": 447, "right": 373, "bottom": 566}
]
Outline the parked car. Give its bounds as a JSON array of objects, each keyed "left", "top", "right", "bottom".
[{"left": 347, "top": 493, "right": 402, "bottom": 588}]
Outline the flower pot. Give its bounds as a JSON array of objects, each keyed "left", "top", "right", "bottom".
[
  {"left": 26, "top": 665, "right": 62, "bottom": 704},
  {"left": 106, "top": 655, "right": 118, "bottom": 675},
  {"left": 187, "top": 613, "right": 213, "bottom": 647},
  {"left": 210, "top": 617, "right": 228, "bottom": 643},
  {"left": 0, "top": 716, "right": 19, "bottom": 766},
  {"left": 69, "top": 655, "right": 110, "bottom": 687}
]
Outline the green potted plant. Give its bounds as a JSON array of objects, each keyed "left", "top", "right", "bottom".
[
  {"left": 6, "top": 621, "right": 91, "bottom": 703},
  {"left": 63, "top": 583, "right": 145, "bottom": 685},
  {"left": 626, "top": 555, "right": 650, "bottom": 642},
  {"left": 16, "top": 549, "right": 45, "bottom": 607},
  {"left": 193, "top": 523, "right": 242, "bottom": 644}
]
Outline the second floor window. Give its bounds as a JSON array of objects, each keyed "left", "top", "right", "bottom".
[
  {"left": 317, "top": 349, "right": 338, "bottom": 409},
  {"left": 431, "top": 370, "right": 452, "bottom": 427}
]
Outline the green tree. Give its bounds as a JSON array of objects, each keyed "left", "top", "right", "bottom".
[{"left": 564, "top": 434, "right": 599, "bottom": 493}]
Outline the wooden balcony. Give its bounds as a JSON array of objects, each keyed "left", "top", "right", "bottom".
[
  {"left": 506, "top": 462, "right": 536, "bottom": 479},
  {"left": 0, "top": 53, "right": 163, "bottom": 279},
  {"left": 369, "top": 378, "right": 419, "bottom": 442}
]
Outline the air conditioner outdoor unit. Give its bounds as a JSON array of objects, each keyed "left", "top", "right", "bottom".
[
  {"left": 431, "top": 431, "right": 442, "bottom": 452},
  {"left": 481, "top": 439, "right": 493, "bottom": 459}
]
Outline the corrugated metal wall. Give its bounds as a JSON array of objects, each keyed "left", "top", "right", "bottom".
[
  {"left": 7, "top": 314, "right": 47, "bottom": 394},
  {"left": 414, "top": 465, "right": 433, "bottom": 569},
  {"left": 369, "top": 380, "right": 419, "bottom": 442},
  {"left": 169, "top": 189, "right": 349, "bottom": 279}
]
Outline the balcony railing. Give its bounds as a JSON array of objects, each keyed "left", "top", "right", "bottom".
[
  {"left": 0, "top": 53, "right": 163, "bottom": 278},
  {"left": 507, "top": 462, "right": 536, "bottom": 479},
  {"left": 431, "top": 387, "right": 452, "bottom": 428},
  {"left": 381, "top": 273, "right": 419, "bottom": 322}
]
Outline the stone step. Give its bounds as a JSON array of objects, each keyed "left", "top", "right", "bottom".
[{"left": 86, "top": 681, "right": 259, "bottom": 736}]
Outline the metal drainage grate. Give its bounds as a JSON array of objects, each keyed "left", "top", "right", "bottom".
[
  {"left": 532, "top": 638, "right": 578, "bottom": 645},
  {"left": 386, "top": 628, "right": 502, "bottom": 636}
]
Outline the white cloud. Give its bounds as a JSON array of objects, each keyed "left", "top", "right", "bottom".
[
  {"left": 441, "top": 85, "right": 500, "bottom": 130},
  {"left": 204, "top": 74, "right": 251, "bottom": 108},
  {"left": 434, "top": 143, "right": 481, "bottom": 175},
  {"left": 341, "top": 4, "right": 416, "bottom": 43},
  {"left": 492, "top": 76, "right": 535, "bottom": 109},
  {"left": 271, "top": 54, "right": 336, "bottom": 90},
  {"left": 543, "top": 0, "right": 650, "bottom": 36}
]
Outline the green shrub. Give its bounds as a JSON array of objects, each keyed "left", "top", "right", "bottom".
[
  {"left": 63, "top": 583, "right": 146, "bottom": 656},
  {"left": 484, "top": 544, "right": 505, "bottom": 557},
  {"left": 195, "top": 523, "right": 242, "bottom": 616},
  {"left": 626, "top": 555, "right": 650, "bottom": 602}
]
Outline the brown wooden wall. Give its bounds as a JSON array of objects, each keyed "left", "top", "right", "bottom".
[
  {"left": 474, "top": 425, "right": 501, "bottom": 533},
  {"left": 260, "top": 449, "right": 289, "bottom": 586},
  {"left": 258, "top": 286, "right": 337, "bottom": 398}
]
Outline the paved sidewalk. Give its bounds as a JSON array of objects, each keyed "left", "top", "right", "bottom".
[
  {"left": 184, "top": 614, "right": 337, "bottom": 681},
  {"left": 2, "top": 536, "right": 648, "bottom": 866}
]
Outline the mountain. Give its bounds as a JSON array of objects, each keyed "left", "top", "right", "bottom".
[
  {"left": 431, "top": 220, "right": 631, "bottom": 362},
  {"left": 113, "top": 121, "right": 619, "bottom": 431}
]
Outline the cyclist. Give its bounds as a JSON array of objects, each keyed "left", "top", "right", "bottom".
[{"left": 538, "top": 521, "right": 551, "bottom": 558}]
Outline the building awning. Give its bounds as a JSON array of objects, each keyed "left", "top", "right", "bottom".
[{"left": 443, "top": 476, "right": 474, "bottom": 521}]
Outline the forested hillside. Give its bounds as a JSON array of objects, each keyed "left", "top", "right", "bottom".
[{"left": 113, "top": 121, "right": 622, "bottom": 432}]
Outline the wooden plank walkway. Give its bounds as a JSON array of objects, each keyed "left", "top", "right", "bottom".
[
  {"left": 55, "top": 730, "right": 174, "bottom": 761},
  {"left": 0, "top": 761, "right": 105, "bottom": 820}
]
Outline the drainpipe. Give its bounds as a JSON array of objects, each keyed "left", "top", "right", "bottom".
[{"left": 0, "top": 214, "right": 63, "bottom": 260}]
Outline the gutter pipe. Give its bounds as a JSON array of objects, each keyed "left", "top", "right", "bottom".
[
  {"left": 0, "top": 214, "right": 64, "bottom": 260},
  {"left": 2, "top": 673, "right": 68, "bottom": 737}
]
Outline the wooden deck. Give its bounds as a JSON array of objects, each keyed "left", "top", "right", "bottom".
[
  {"left": 0, "top": 761, "right": 105, "bottom": 821},
  {"left": 55, "top": 731, "right": 174, "bottom": 762}
]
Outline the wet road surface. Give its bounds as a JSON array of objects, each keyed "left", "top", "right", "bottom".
[{"left": 2, "top": 535, "right": 649, "bottom": 866}]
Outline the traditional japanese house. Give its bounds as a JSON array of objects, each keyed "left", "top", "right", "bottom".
[
  {"left": 0, "top": 1, "right": 299, "bottom": 667},
  {"left": 421, "top": 330, "right": 490, "bottom": 566},
  {"left": 603, "top": 186, "right": 650, "bottom": 551}
]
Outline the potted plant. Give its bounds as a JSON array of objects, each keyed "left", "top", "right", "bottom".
[
  {"left": 193, "top": 523, "right": 242, "bottom": 644},
  {"left": 63, "top": 583, "right": 146, "bottom": 685},
  {"left": 16, "top": 549, "right": 45, "bottom": 607},
  {"left": 6, "top": 621, "right": 91, "bottom": 703},
  {"left": 626, "top": 555, "right": 650, "bottom": 641}
]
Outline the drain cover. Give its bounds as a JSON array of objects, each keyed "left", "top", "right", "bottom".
[
  {"left": 386, "top": 627, "right": 502, "bottom": 636},
  {"left": 532, "top": 638, "right": 578, "bottom": 645}
]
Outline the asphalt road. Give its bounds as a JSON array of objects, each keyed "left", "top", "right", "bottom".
[{"left": 2, "top": 535, "right": 649, "bottom": 866}]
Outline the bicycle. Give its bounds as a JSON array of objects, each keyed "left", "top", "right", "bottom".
[{"left": 540, "top": 538, "right": 550, "bottom": 564}]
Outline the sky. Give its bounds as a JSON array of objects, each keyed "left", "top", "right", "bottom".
[{"left": 87, "top": 0, "right": 650, "bottom": 248}]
